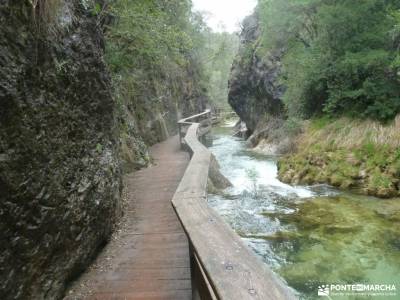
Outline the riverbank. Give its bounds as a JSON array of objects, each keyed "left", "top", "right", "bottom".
[
  {"left": 277, "top": 116, "right": 400, "bottom": 198},
  {"left": 207, "top": 124, "right": 400, "bottom": 299}
]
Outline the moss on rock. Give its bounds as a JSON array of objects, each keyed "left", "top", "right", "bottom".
[{"left": 278, "top": 139, "right": 400, "bottom": 198}]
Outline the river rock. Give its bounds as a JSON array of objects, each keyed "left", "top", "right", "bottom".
[{"left": 208, "top": 154, "right": 232, "bottom": 192}]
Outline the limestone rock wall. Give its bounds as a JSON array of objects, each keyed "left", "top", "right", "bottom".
[
  {"left": 0, "top": 1, "right": 121, "bottom": 299},
  {"left": 228, "top": 11, "right": 285, "bottom": 135}
]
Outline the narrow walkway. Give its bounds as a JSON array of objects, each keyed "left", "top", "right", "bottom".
[{"left": 65, "top": 136, "right": 191, "bottom": 300}]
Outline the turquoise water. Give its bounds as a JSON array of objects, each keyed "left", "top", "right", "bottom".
[{"left": 206, "top": 125, "right": 400, "bottom": 300}]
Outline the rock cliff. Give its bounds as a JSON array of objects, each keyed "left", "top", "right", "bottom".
[
  {"left": 0, "top": 1, "right": 208, "bottom": 299},
  {"left": 118, "top": 63, "right": 208, "bottom": 172},
  {"left": 0, "top": 1, "right": 121, "bottom": 299},
  {"left": 228, "top": 12, "right": 284, "bottom": 136}
]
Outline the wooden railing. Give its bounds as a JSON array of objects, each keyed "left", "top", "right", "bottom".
[
  {"left": 177, "top": 109, "right": 212, "bottom": 146},
  {"left": 172, "top": 111, "right": 296, "bottom": 300}
]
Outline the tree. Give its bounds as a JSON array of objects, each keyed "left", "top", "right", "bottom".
[{"left": 258, "top": 0, "right": 400, "bottom": 121}]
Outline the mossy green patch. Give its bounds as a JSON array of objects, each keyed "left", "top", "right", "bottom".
[
  {"left": 310, "top": 116, "right": 332, "bottom": 131},
  {"left": 278, "top": 142, "right": 400, "bottom": 198}
]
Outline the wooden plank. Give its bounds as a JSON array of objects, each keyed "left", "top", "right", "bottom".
[
  {"left": 66, "top": 136, "right": 192, "bottom": 300},
  {"left": 94, "top": 278, "right": 191, "bottom": 293},
  {"left": 173, "top": 115, "right": 296, "bottom": 300},
  {"left": 178, "top": 109, "right": 211, "bottom": 124},
  {"left": 90, "top": 289, "right": 192, "bottom": 300},
  {"left": 173, "top": 194, "right": 295, "bottom": 299}
]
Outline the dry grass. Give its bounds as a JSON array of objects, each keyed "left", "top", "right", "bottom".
[{"left": 300, "top": 114, "right": 400, "bottom": 150}]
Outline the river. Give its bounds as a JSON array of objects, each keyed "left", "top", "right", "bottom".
[{"left": 205, "top": 122, "right": 400, "bottom": 300}]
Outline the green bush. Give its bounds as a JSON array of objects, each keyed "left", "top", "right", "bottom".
[{"left": 259, "top": 0, "right": 400, "bottom": 121}]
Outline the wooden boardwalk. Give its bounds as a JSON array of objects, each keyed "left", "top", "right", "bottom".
[
  {"left": 65, "top": 111, "right": 295, "bottom": 300},
  {"left": 67, "top": 136, "right": 191, "bottom": 299}
]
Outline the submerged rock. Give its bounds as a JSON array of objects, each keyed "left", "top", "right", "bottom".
[
  {"left": 245, "top": 231, "right": 303, "bottom": 242},
  {"left": 258, "top": 195, "right": 400, "bottom": 297},
  {"left": 208, "top": 154, "right": 232, "bottom": 190},
  {"left": 207, "top": 155, "right": 232, "bottom": 195}
]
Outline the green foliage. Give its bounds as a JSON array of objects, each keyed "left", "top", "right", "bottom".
[
  {"left": 310, "top": 116, "right": 331, "bottom": 130},
  {"left": 104, "top": 0, "right": 211, "bottom": 142},
  {"left": 259, "top": 0, "right": 400, "bottom": 121},
  {"left": 198, "top": 31, "right": 239, "bottom": 109},
  {"left": 106, "top": 0, "right": 194, "bottom": 74},
  {"left": 105, "top": 0, "right": 239, "bottom": 140},
  {"left": 96, "top": 143, "right": 103, "bottom": 153},
  {"left": 284, "top": 117, "right": 303, "bottom": 136},
  {"left": 361, "top": 142, "right": 376, "bottom": 158},
  {"left": 92, "top": 3, "right": 102, "bottom": 15}
]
